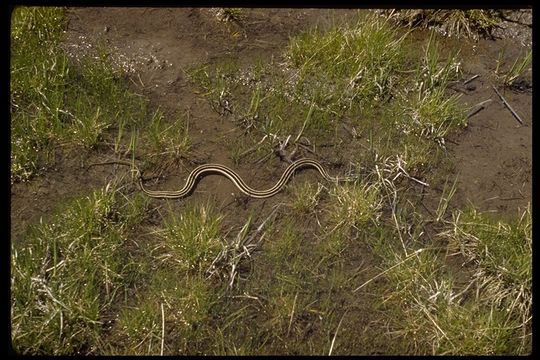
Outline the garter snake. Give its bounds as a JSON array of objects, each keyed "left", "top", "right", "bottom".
[{"left": 88, "top": 158, "right": 351, "bottom": 199}]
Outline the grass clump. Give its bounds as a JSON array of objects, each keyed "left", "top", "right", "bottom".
[
  {"left": 232, "top": 214, "right": 367, "bottom": 355},
  {"left": 105, "top": 203, "right": 241, "bottom": 355},
  {"left": 328, "top": 182, "right": 382, "bottom": 230},
  {"left": 264, "top": 220, "right": 305, "bottom": 273},
  {"left": 10, "top": 7, "right": 69, "bottom": 182},
  {"left": 382, "top": 9, "right": 504, "bottom": 39},
  {"left": 186, "top": 62, "right": 239, "bottom": 116},
  {"left": 446, "top": 206, "right": 532, "bottom": 285},
  {"left": 11, "top": 189, "right": 149, "bottom": 354},
  {"left": 368, "top": 204, "right": 532, "bottom": 355},
  {"left": 495, "top": 48, "right": 532, "bottom": 88},
  {"left": 215, "top": 8, "right": 244, "bottom": 23},
  {"left": 397, "top": 88, "right": 465, "bottom": 143},
  {"left": 109, "top": 206, "right": 272, "bottom": 355},
  {"left": 113, "top": 271, "right": 217, "bottom": 355},
  {"left": 315, "top": 227, "right": 349, "bottom": 261},
  {"left": 144, "top": 108, "right": 191, "bottom": 164},
  {"left": 444, "top": 206, "right": 532, "bottom": 342},
  {"left": 287, "top": 14, "right": 406, "bottom": 111},
  {"left": 158, "top": 204, "right": 224, "bottom": 273},
  {"left": 288, "top": 180, "right": 325, "bottom": 214},
  {"left": 10, "top": 6, "right": 147, "bottom": 183},
  {"left": 381, "top": 249, "right": 523, "bottom": 354},
  {"left": 395, "top": 33, "right": 466, "bottom": 143}
]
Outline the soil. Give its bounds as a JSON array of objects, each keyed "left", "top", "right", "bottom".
[
  {"left": 10, "top": 7, "right": 532, "bottom": 355},
  {"left": 427, "top": 10, "right": 532, "bottom": 219}
]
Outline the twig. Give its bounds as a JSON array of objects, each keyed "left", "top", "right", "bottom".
[
  {"left": 353, "top": 248, "right": 425, "bottom": 293},
  {"left": 137, "top": 73, "right": 145, "bottom": 88},
  {"left": 287, "top": 292, "right": 298, "bottom": 336},
  {"left": 467, "top": 105, "right": 487, "bottom": 119},
  {"left": 463, "top": 74, "right": 479, "bottom": 85},
  {"left": 294, "top": 102, "right": 314, "bottom": 143},
  {"left": 328, "top": 311, "right": 347, "bottom": 356},
  {"left": 475, "top": 99, "right": 493, "bottom": 108},
  {"left": 160, "top": 303, "right": 165, "bottom": 356},
  {"left": 499, "top": 196, "right": 525, "bottom": 201},
  {"left": 492, "top": 85, "right": 524, "bottom": 125},
  {"left": 238, "top": 134, "right": 268, "bottom": 159},
  {"left": 466, "top": 99, "right": 494, "bottom": 120}
]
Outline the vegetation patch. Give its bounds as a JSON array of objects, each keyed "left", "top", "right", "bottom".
[
  {"left": 380, "top": 9, "right": 505, "bottom": 39},
  {"left": 187, "top": 12, "right": 467, "bottom": 180},
  {"left": 370, "top": 205, "right": 532, "bottom": 355},
  {"left": 11, "top": 8, "right": 531, "bottom": 356},
  {"left": 495, "top": 48, "right": 532, "bottom": 89},
  {"left": 11, "top": 190, "right": 150, "bottom": 354},
  {"left": 10, "top": 7, "right": 147, "bottom": 183}
]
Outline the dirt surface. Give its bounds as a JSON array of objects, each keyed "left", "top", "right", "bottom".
[
  {"left": 392, "top": 10, "right": 532, "bottom": 220},
  {"left": 430, "top": 19, "right": 532, "bottom": 218},
  {"left": 10, "top": 7, "right": 532, "bottom": 354},
  {"left": 11, "top": 8, "right": 532, "bottom": 239},
  {"left": 11, "top": 8, "right": 363, "bottom": 243}
]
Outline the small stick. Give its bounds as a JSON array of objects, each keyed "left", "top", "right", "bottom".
[
  {"left": 328, "top": 311, "right": 347, "bottom": 356},
  {"left": 499, "top": 196, "right": 525, "bottom": 201},
  {"left": 466, "top": 99, "right": 493, "bottom": 119},
  {"left": 474, "top": 98, "right": 493, "bottom": 108},
  {"left": 160, "top": 303, "right": 165, "bottom": 356},
  {"left": 353, "top": 248, "right": 425, "bottom": 293},
  {"left": 466, "top": 107, "right": 484, "bottom": 119},
  {"left": 137, "top": 73, "right": 145, "bottom": 88},
  {"left": 463, "top": 74, "right": 479, "bottom": 85},
  {"left": 238, "top": 134, "right": 268, "bottom": 159},
  {"left": 492, "top": 85, "right": 524, "bottom": 125},
  {"left": 287, "top": 292, "right": 298, "bottom": 336}
]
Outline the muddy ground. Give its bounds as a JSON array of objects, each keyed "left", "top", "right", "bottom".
[
  {"left": 10, "top": 7, "right": 532, "bottom": 354},
  {"left": 11, "top": 7, "right": 532, "bottom": 239}
]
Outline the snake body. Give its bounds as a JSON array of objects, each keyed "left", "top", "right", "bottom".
[{"left": 89, "top": 158, "right": 349, "bottom": 199}]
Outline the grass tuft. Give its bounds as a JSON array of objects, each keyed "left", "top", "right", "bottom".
[
  {"left": 328, "top": 182, "right": 382, "bottom": 229},
  {"left": 370, "top": 204, "right": 532, "bottom": 355},
  {"left": 10, "top": 7, "right": 147, "bottom": 183},
  {"left": 286, "top": 14, "right": 406, "bottom": 112},
  {"left": 11, "top": 189, "right": 149, "bottom": 354},
  {"left": 445, "top": 206, "right": 532, "bottom": 314},
  {"left": 382, "top": 9, "right": 504, "bottom": 39},
  {"left": 288, "top": 180, "right": 325, "bottom": 214},
  {"left": 144, "top": 108, "right": 191, "bottom": 164},
  {"left": 159, "top": 203, "right": 224, "bottom": 273},
  {"left": 113, "top": 271, "right": 216, "bottom": 355},
  {"left": 495, "top": 49, "right": 532, "bottom": 88},
  {"left": 396, "top": 33, "right": 466, "bottom": 144}
]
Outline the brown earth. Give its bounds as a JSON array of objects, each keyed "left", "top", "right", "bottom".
[
  {"left": 11, "top": 7, "right": 532, "bottom": 242},
  {"left": 426, "top": 11, "right": 532, "bottom": 219},
  {"left": 10, "top": 7, "right": 532, "bottom": 354},
  {"left": 11, "top": 8, "right": 365, "bottom": 243}
]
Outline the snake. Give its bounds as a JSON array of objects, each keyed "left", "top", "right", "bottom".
[{"left": 88, "top": 158, "right": 351, "bottom": 199}]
